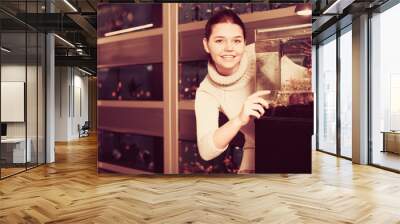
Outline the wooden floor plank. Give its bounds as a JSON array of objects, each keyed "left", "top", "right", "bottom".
[{"left": 0, "top": 134, "right": 399, "bottom": 223}]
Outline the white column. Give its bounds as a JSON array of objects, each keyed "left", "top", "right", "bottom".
[
  {"left": 45, "top": 1, "right": 56, "bottom": 163},
  {"left": 46, "top": 32, "right": 55, "bottom": 163},
  {"left": 352, "top": 14, "right": 369, "bottom": 164}
]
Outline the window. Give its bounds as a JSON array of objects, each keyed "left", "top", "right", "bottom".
[
  {"left": 370, "top": 3, "right": 400, "bottom": 171},
  {"left": 317, "top": 36, "right": 337, "bottom": 154},
  {"left": 339, "top": 27, "right": 352, "bottom": 158}
]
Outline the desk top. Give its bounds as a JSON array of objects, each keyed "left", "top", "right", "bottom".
[
  {"left": 1, "top": 138, "right": 28, "bottom": 143},
  {"left": 381, "top": 131, "right": 400, "bottom": 134}
]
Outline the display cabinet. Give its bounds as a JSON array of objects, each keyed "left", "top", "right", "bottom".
[
  {"left": 98, "top": 130, "right": 163, "bottom": 173},
  {"left": 97, "top": 3, "right": 170, "bottom": 174},
  {"left": 98, "top": 63, "right": 163, "bottom": 101}
]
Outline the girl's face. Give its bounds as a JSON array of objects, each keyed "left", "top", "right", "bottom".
[{"left": 203, "top": 22, "right": 245, "bottom": 76}]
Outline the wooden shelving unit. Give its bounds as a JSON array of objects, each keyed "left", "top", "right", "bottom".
[
  {"left": 98, "top": 162, "right": 155, "bottom": 175},
  {"left": 97, "top": 4, "right": 178, "bottom": 174},
  {"left": 98, "top": 100, "right": 163, "bottom": 109},
  {"left": 97, "top": 28, "right": 163, "bottom": 68},
  {"left": 98, "top": 3, "right": 311, "bottom": 174},
  {"left": 98, "top": 27, "right": 163, "bottom": 45},
  {"left": 179, "top": 100, "right": 195, "bottom": 111},
  {"left": 98, "top": 102, "right": 163, "bottom": 137}
]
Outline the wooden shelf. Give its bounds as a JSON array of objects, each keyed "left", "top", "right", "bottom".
[
  {"left": 98, "top": 28, "right": 163, "bottom": 68},
  {"left": 98, "top": 100, "right": 164, "bottom": 137},
  {"left": 98, "top": 27, "right": 163, "bottom": 45},
  {"left": 98, "top": 100, "right": 163, "bottom": 109},
  {"left": 178, "top": 20, "right": 207, "bottom": 33},
  {"left": 97, "top": 126, "right": 163, "bottom": 138},
  {"left": 179, "top": 100, "right": 195, "bottom": 110},
  {"left": 98, "top": 162, "right": 155, "bottom": 175}
]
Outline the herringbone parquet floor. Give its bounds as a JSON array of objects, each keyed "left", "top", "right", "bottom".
[{"left": 1, "top": 134, "right": 400, "bottom": 223}]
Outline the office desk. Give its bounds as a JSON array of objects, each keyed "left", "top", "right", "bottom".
[
  {"left": 381, "top": 131, "right": 400, "bottom": 154},
  {"left": 1, "top": 138, "right": 31, "bottom": 163}
]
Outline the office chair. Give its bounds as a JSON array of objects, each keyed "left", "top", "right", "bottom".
[{"left": 79, "top": 121, "right": 90, "bottom": 138}]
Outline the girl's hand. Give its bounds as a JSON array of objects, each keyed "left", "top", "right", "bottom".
[{"left": 235, "top": 90, "right": 270, "bottom": 126}]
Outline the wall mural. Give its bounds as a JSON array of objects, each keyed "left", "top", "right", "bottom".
[{"left": 97, "top": 3, "right": 312, "bottom": 174}]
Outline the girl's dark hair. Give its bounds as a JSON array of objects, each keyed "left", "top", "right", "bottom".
[{"left": 204, "top": 9, "right": 246, "bottom": 41}]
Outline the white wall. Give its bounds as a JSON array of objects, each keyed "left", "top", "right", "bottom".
[
  {"left": 1, "top": 64, "right": 26, "bottom": 81},
  {"left": 55, "top": 66, "right": 89, "bottom": 141},
  {"left": 1, "top": 65, "right": 33, "bottom": 138},
  {"left": 55, "top": 66, "right": 70, "bottom": 141},
  {"left": 71, "top": 72, "right": 89, "bottom": 138},
  {"left": 1, "top": 63, "right": 46, "bottom": 163}
]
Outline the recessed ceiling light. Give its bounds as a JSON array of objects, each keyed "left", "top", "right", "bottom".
[
  {"left": 295, "top": 4, "right": 312, "bottom": 16},
  {"left": 63, "top": 0, "right": 78, "bottom": 12},
  {"left": 54, "top": 34, "right": 75, "bottom": 48},
  {"left": 78, "top": 67, "right": 93, "bottom": 76},
  {"left": 1, "top": 47, "right": 11, "bottom": 53},
  {"left": 322, "top": 0, "right": 355, "bottom": 15}
]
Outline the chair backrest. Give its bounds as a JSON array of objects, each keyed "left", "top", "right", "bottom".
[{"left": 82, "top": 121, "right": 90, "bottom": 129}]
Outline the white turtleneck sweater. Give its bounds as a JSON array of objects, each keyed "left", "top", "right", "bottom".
[{"left": 195, "top": 43, "right": 256, "bottom": 172}]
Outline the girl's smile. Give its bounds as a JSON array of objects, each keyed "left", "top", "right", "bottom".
[{"left": 203, "top": 23, "right": 246, "bottom": 76}]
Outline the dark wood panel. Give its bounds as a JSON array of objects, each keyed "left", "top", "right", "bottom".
[
  {"left": 98, "top": 34, "right": 162, "bottom": 67},
  {"left": 98, "top": 106, "right": 163, "bottom": 137},
  {"left": 179, "top": 110, "right": 196, "bottom": 141}
]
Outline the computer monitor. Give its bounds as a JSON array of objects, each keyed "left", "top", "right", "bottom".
[{"left": 1, "top": 123, "right": 7, "bottom": 138}]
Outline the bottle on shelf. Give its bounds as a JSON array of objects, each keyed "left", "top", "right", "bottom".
[
  {"left": 98, "top": 130, "right": 164, "bottom": 173},
  {"left": 98, "top": 63, "right": 163, "bottom": 101},
  {"left": 177, "top": 3, "right": 296, "bottom": 25},
  {"left": 98, "top": 68, "right": 119, "bottom": 100},
  {"left": 231, "top": 3, "right": 253, "bottom": 14},
  {"left": 211, "top": 3, "right": 232, "bottom": 14},
  {"left": 252, "top": 3, "right": 271, "bottom": 12},
  {"left": 178, "top": 140, "right": 243, "bottom": 174},
  {"left": 178, "top": 112, "right": 245, "bottom": 174},
  {"left": 179, "top": 60, "right": 207, "bottom": 100}
]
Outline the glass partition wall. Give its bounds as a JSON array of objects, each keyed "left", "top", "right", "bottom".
[
  {"left": 1, "top": 30, "right": 28, "bottom": 177},
  {"left": 316, "top": 0, "right": 400, "bottom": 172},
  {"left": 317, "top": 35, "right": 337, "bottom": 155},
  {"left": 0, "top": 1, "right": 46, "bottom": 179},
  {"left": 370, "top": 3, "right": 400, "bottom": 171},
  {"left": 316, "top": 25, "right": 352, "bottom": 159},
  {"left": 339, "top": 26, "right": 352, "bottom": 159}
]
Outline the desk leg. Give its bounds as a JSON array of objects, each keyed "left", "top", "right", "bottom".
[{"left": 382, "top": 133, "right": 386, "bottom": 153}]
